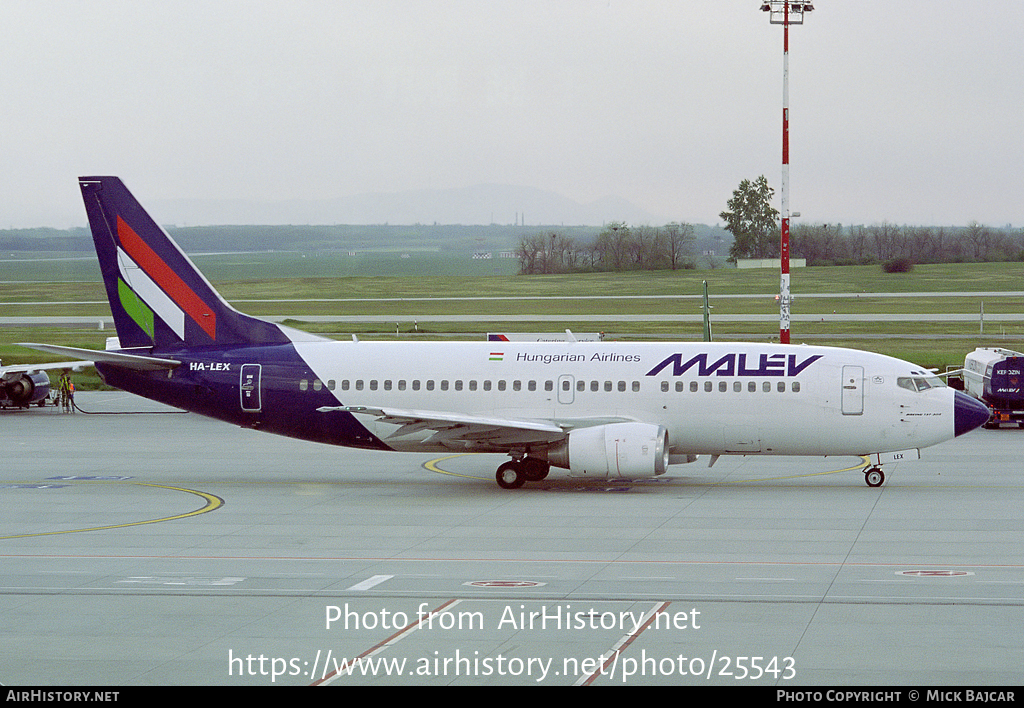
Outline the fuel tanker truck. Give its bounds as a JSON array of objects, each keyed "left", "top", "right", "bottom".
[{"left": 954, "top": 347, "right": 1024, "bottom": 428}]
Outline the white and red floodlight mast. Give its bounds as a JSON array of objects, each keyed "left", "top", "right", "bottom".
[{"left": 761, "top": 1, "right": 813, "bottom": 344}]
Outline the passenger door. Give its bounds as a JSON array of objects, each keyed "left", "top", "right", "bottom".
[{"left": 841, "top": 365, "right": 864, "bottom": 415}]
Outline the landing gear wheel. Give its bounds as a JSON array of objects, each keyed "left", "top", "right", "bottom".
[
  {"left": 496, "top": 461, "right": 525, "bottom": 490},
  {"left": 865, "top": 467, "right": 885, "bottom": 488},
  {"left": 521, "top": 457, "right": 550, "bottom": 482}
]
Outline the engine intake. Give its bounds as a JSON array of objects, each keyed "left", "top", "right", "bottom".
[
  {"left": 2, "top": 372, "right": 50, "bottom": 406},
  {"left": 548, "top": 422, "right": 669, "bottom": 479}
]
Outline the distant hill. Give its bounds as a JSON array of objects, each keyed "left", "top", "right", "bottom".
[
  {"left": 150, "top": 184, "right": 667, "bottom": 227},
  {"left": 0, "top": 184, "right": 732, "bottom": 266},
  {"left": 0, "top": 222, "right": 731, "bottom": 260}
]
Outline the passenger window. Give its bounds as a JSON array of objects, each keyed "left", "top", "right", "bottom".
[
  {"left": 605, "top": 381, "right": 613, "bottom": 392},
  {"left": 719, "top": 381, "right": 727, "bottom": 393},
  {"left": 632, "top": 381, "right": 640, "bottom": 392},
  {"left": 591, "top": 380, "right": 600, "bottom": 392},
  {"left": 299, "top": 379, "right": 308, "bottom": 391},
  {"left": 440, "top": 380, "right": 449, "bottom": 391},
  {"left": 777, "top": 381, "right": 786, "bottom": 393},
  {"left": 690, "top": 381, "right": 698, "bottom": 393},
  {"left": 662, "top": 381, "right": 670, "bottom": 392}
]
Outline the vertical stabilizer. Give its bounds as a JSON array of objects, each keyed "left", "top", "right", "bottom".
[{"left": 79, "top": 177, "right": 289, "bottom": 350}]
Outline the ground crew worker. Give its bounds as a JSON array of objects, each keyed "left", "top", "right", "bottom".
[{"left": 58, "top": 372, "right": 72, "bottom": 413}]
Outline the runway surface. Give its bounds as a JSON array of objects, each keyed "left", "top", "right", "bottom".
[{"left": 2, "top": 392, "right": 1022, "bottom": 686}]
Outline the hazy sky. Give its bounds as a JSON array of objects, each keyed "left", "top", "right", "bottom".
[{"left": 3, "top": 1, "right": 1022, "bottom": 228}]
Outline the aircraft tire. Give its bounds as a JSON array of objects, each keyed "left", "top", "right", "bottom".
[
  {"left": 865, "top": 467, "right": 884, "bottom": 488},
  {"left": 496, "top": 461, "right": 525, "bottom": 490}
]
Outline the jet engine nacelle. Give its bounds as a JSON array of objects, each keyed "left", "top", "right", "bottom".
[
  {"left": 1, "top": 372, "right": 50, "bottom": 407},
  {"left": 548, "top": 422, "right": 669, "bottom": 478}
]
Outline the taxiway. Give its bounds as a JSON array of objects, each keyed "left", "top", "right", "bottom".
[{"left": 2, "top": 393, "right": 1022, "bottom": 685}]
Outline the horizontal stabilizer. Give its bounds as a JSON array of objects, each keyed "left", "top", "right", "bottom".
[{"left": 17, "top": 343, "right": 180, "bottom": 371}]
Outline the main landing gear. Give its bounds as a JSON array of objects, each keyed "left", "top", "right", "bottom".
[
  {"left": 495, "top": 456, "right": 550, "bottom": 490},
  {"left": 864, "top": 466, "right": 885, "bottom": 488}
]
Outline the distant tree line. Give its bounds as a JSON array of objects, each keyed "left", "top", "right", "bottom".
[
  {"left": 0, "top": 223, "right": 577, "bottom": 256},
  {"left": 515, "top": 222, "right": 696, "bottom": 275},
  {"left": 0, "top": 227, "right": 93, "bottom": 251},
  {"left": 720, "top": 175, "right": 1024, "bottom": 268},
  {"left": 791, "top": 222, "right": 1024, "bottom": 266}
]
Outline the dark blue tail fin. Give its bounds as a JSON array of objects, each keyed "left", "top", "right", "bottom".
[{"left": 79, "top": 177, "right": 290, "bottom": 351}]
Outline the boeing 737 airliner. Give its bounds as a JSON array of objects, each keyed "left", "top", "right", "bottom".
[{"left": 21, "top": 177, "right": 991, "bottom": 489}]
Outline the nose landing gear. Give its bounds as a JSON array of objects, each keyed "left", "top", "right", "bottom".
[{"left": 864, "top": 466, "right": 885, "bottom": 488}]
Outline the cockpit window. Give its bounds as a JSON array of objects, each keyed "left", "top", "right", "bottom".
[{"left": 897, "top": 376, "right": 946, "bottom": 392}]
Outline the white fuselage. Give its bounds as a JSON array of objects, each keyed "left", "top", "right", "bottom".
[{"left": 293, "top": 340, "right": 957, "bottom": 459}]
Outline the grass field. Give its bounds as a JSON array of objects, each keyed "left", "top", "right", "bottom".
[
  {"left": 2, "top": 256, "right": 1022, "bottom": 389},
  {"left": 0, "top": 249, "right": 519, "bottom": 283}
]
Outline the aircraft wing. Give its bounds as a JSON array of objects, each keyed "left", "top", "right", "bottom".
[
  {"left": 1, "top": 360, "right": 95, "bottom": 376},
  {"left": 319, "top": 405, "right": 565, "bottom": 447},
  {"left": 16, "top": 343, "right": 180, "bottom": 371},
  {"left": 319, "top": 405, "right": 632, "bottom": 449}
]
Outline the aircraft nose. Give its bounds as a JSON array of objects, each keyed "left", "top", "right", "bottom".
[{"left": 954, "top": 390, "right": 991, "bottom": 437}]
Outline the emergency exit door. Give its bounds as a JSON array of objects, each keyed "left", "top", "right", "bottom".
[
  {"left": 240, "top": 364, "right": 262, "bottom": 412},
  {"left": 557, "top": 374, "right": 575, "bottom": 404}
]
